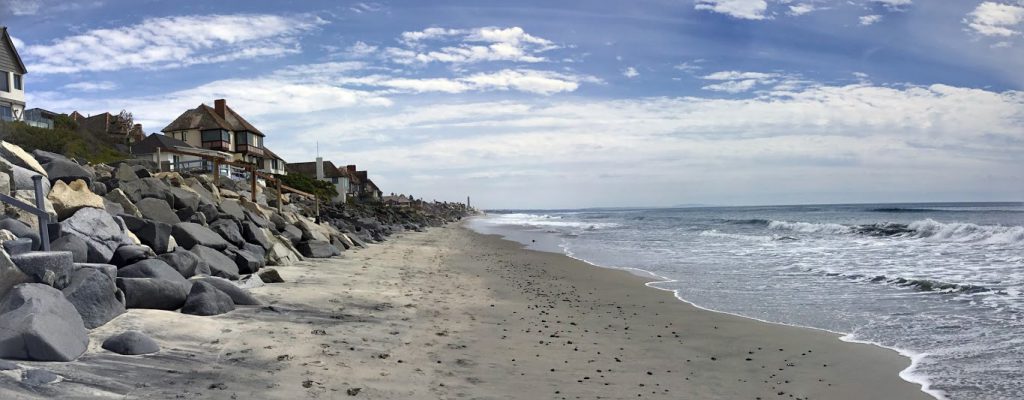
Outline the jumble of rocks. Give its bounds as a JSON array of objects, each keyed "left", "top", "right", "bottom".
[{"left": 0, "top": 141, "right": 467, "bottom": 363}]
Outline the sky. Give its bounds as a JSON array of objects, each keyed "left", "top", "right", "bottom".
[{"left": 1, "top": 0, "right": 1022, "bottom": 209}]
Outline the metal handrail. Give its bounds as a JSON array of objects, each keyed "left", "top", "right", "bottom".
[{"left": 0, "top": 175, "right": 50, "bottom": 251}]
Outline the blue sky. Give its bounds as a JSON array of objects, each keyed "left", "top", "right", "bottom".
[{"left": 2, "top": 0, "right": 1022, "bottom": 208}]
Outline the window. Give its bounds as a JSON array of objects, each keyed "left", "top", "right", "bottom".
[
  {"left": 201, "top": 129, "right": 230, "bottom": 142},
  {"left": 0, "top": 105, "right": 12, "bottom": 121},
  {"left": 0, "top": 71, "right": 8, "bottom": 92},
  {"left": 12, "top": 75, "right": 21, "bottom": 90}
]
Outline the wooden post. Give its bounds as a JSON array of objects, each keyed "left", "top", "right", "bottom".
[
  {"left": 250, "top": 166, "right": 257, "bottom": 202},
  {"left": 275, "top": 178, "right": 283, "bottom": 213},
  {"left": 156, "top": 148, "right": 162, "bottom": 172},
  {"left": 212, "top": 160, "right": 220, "bottom": 185}
]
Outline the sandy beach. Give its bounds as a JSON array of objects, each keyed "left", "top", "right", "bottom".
[{"left": 0, "top": 224, "right": 931, "bottom": 399}]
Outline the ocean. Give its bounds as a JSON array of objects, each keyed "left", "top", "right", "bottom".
[{"left": 466, "top": 202, "right": 1024, "bottom": 400}]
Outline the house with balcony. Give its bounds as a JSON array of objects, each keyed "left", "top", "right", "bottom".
[
  {"left": 344, "top": 165, "right": 382, "bottom": 202},
  {"left": 287, "top": 157, "right": 352, "bottom": 203},
  {"left": 160, "top": 98, "right": 286, "bottom": 175},
  {"left": 0, "top": 27, "right": 27, "bottom": 123}
]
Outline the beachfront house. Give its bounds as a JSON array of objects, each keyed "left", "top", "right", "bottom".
[
  {"left": 344, "top": 165, "right": 383, "bottom": 202},
  {"left": 287, "top": 157, "right": 352, "bottom": 203},
  {"left": 70, "top": 111, "right": 145, "bottom": 143},
  {"left": 129, "top": 132, "right": 237, "bottom": 172},
  {"left": 0, "top": 27, "right": 27, "bottom": 123},
  {"left": 160, "top": 98, "right": 287, "bottom": 175}
]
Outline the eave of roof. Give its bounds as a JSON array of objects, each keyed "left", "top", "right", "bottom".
[{"left": 1, "top": 27, "right": 27, "bottom": 74}]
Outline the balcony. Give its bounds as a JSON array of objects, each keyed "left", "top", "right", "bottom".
[
  {"left": 235, "top": 144, "right": 263, "bottom": 156},
  {"left": 202, "top": 140, "right": 230, "bottom": 151}
]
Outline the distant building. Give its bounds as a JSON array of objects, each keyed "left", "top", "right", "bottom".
[
  {"left": 70, "top": 111, "right": 145, "bottom": 143},
  {"left": 288, "top": 158, "right": 352, "bottom": 203},
  {"left": 161, "top": 98, "right": 287, "bottom": 175},
  {"left": 0, "top": 27, "right": 27, "bottom": 122},
  {"left": 345, "top": 165, "right": 382, "bottom": 202},
  {"left": 22, "top": 107, "right": 57, "bottom": 129},
  {"left": 129, "top": 132, "right": 236, "bottom": 172}
]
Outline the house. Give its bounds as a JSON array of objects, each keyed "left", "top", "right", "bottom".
[
  {"left": 129, "top": 133, "right": 233, "bottom": 172},
  {"left": 70, "top": 111, "right": 145, "bottom": 143},
  {"left": 160, "top": 98, "right": 287, "bottom": 175},
  {"left": 344, "top": 165, "right": 382, "bottom": 202},
  {"left": 287, "top": 157, "right": 352, "bottom": 203},
  {"left": 23, "top": 107, "right": 58, "bottom": 129},
  {"left": 383, "top": 194, "right": 414, "bottom": 207},
  {"left": 0, "top": 27, "right": 27, "bottom": 122}
]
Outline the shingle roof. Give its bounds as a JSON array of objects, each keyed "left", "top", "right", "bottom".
[
  {"left": 1, "top": 27, "right": 27, "bottom": 74},
  {"left": 262, "top": 147, "right": 286, "bottom": 163},
  {"left": 287, "top": 161, "right": 348, "bottom": 178},
  {"left": 129, "top": 133, "right": 196, "bottom": 155},
  {"left": 161, "top": 104, "right": 233, "bottom": 133},
  {"left": 222, "top": 105, "right": 263, "bottom": 136}
]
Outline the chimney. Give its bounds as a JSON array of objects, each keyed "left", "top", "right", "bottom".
[
  {"left": 214, "top": 99, "right": 226, "bottom": 118},
  {"left": 346, "top": 165, "right": 356, "bottom": 173},
  {"left": 315, "top": 157, "right": 325, "bottom": 180}
]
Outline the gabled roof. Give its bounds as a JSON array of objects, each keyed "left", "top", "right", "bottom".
[
  {"left": 130, "top": 133, "right": 196, "bottom": 155},
  {"left": 222, "top": 104, "right": 263, "bottom": 136},
  {"left": 287, "top": 160, "right": 348, "bottom": 178},
  {"left": 262, "top": 147, "right": 286, "bottom": 163},
  {"left": 1, "top": 27, "right": 27, "bottom": 74},
  {"left": 161, "top": 104, "right": 233, "bottom": 133}
]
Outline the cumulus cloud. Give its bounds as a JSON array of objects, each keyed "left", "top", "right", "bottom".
[
  {"left": 964, "top": 2, "right": 1024, "bottom": 37},
  {"left": 63, "top": 81, "right": 117, "bottom": 91},
  {"left": 860, "top": 15, "right": 883, "bottom": 25},
  {"left": 694, "top": 0, "right": 770, "bottom": 20},
  {"left": 346, "top": 41, "right": 379, "bottom": 57},
  {"left": 623, "top": 67, "right": 639, "bottom": 78},
  {"left": 703, "top": 79, "right": 759, "bottom": 93},
  {"left": 871, "top": 0, "right": 912, "bottom": 11},
  {"left": 700, "top": 70, "right": 789, "bottom": 93},
  {"left": 22, "top": 13, "right": 327, "bottom": 74},
  {"left": 787, "top": 3, "right": 817, "bottom": 16},
  {"left": 385, "top": 26, "right": 559, "bottom": 65}
]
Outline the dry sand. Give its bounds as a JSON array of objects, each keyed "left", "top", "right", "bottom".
[{"left": 0, "top": 224, "right": 932, "bottom": 399}]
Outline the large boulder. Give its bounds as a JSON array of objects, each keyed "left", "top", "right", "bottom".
[
  {"left": 62, "top": 267, "right": 125, "bottom": 329},
  {"left": 117, "top": 177, "right": 171, "bottom": 204},
  {"left": 159, "top": 248, "right": 211, "bottom": 278},
  {"left": 0, "top": 141, "right": 47, "bottom": 178},
  {"left": 242, "top": 221, "right": 271, "bottom": 249},
  {"left": 12, "top": 189, "right": 57, "bottom": 229},
  {"left": 123, "top": 217, "right": 172, "bottom": 254},
  {"left": 210, "top": 219, "right": 244, "bottom": 247},
  {"left": 114, "top": 164, "right": 139, "bottom": 182},
  {"left": 136, "top": 198, "right": 181, "bottom": 225},
  {"left": 43, "top": 158, "right": 94, "bottom": 186},
  {"left": 59, "top": 208, "right": 133, "bottom": 263},
  {"left": 1, "top": 237, "right": 31, "bottom": 256},
  {"left": 180, "top": 281, "right": 234, "bottom": 316},
  {"left": 50, "top": 235, "right": 89, "bottom": 263},
  {"left": 115, "top": 278, "right": 189, "bottom": 310},
  {"left": 10, "top": 251, "right": 74, "bottom": 289},
  {"left": 189, "top": 245, "right": 238, "bottom": 280},
  {"left": 227, "top": 248, "right": 261, "bottom": 275},
  {"left": 167, "top": 187, "right": 200, "bottom": 213},
  {"left": 0, "top": 218, "right": 40, "bottom": 250},
  {"left": 110, "top": 245, "right": 155, "bottom": 267},
  {"left": 296, "top": 219, "right": 331, "bottom": 242},
  {"left": 30, "top": 149, "right": 68, "bottom": 165},
  {"left": 280, "top": 224, "right": 302, "bottom": 244},
  {"left": 297, "top": 240, "right": 341, "bottom": 258},
  {"left": 0, "top": 283, "right": 88, "bottom": 361},
  {"left": 218, "top": 199, "right": 245, "bottom": 220},
  {"left": 0, "top": 248, "right": 31, "bottom": 299},
  {"left": 193, "top": 276, "right": 261, "bottom": 305},
  {"left": 104, "top": 189, "right": 142, "bottom": 218},
  {"left": 265, "top": 232, "right": 303, "bottom": 266},
  {"left": 118, "top": 259, "right": 187, "bottom": 283},
  {"left": 171, "top": 223, "right": 229, "bottom": 250},
  {"left": 258, "top": 268, "right": 284, "bottom": 283},
  {"left": 242, "top": 243, "right": 266, "bottom": 268},
  {"left": 47, "top": 179, "right": 105, "bottom": 220},
  {"left": 102, "top": 331, "right": 159, "bottom": 355}
]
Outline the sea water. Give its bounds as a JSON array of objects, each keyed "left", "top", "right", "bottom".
[{"left": 467, "top": 203, "right": 1024, "bottom": 400}]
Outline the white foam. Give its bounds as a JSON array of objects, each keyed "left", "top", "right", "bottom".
[
  {"left": 480, "top": 213, "right": 620, "bottom": 230},
  {"left": 908, "top": 219, "right": 1024, "bottom": 245},
  {"left": 768, "top": 220, "right": 852, "bottom": 234}
]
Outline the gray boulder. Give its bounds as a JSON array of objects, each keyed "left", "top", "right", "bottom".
[
  {"left": 136, "top": 198, "right": 181, "bottom": 225},
  {"left": 114, "top": 164, "right": 140, "bottom": 182},
  {"left": 167, "top": 187, "right": 200, "bottom": 213},
  {"left": 172, "top": 222, "right": 228, "bottom": 250},
  {"left": 241, "top": 221, "right": 271, "bottom": 249},
  {"left": 194, "top": 276, "right": 261, "bottom": 305},
  {"left": 115, "top": 278, "right": 189, "bottom": 310},
  {"left": 43, "top": 158, "right": 94, "bottom": 186},
  {"left": 62, "top": 267, "right": 125, "bottom": 329},
  {"left": 281, "top": 224, "right": 302, "bottom": 244},
  {"left": 244, "top": 209, "right": 270, "bottom": 228},
  {"left": 0, "top": 283, "right": 89, "bottom": 361},
  {"left": 73, "top": 263, "right": 117, "bottom": 280},
  {"left": 2, "top": 237, "right": 33, "bottom": 256},
  {"left": 31, "top": 149, "right": 68, "bottom": 165},
  {"left": 258, "top": 268, "right": 284, "bottom": 283},
  {"left": 59, "top": 208, "right": 132, "bottom": 263},
  {"left": 90, "top": 181, "right": 108, "bottom": 197},
  {"left": 181, "top": 281, "right": 234, "bottom": 316},
  {"left": 102, "top": 331, "right": 160, "bottom": 355},
  {"left": 158, "top": 248, "right": 211, "bottom": 278},
  {"left": 134, "top": 219, "right": 172, "bottom": 254},
  {"left": 218, "top": 199, "right": 245, "bottom": 220},
  {"left": 117, "top": 177, "right": 171, "bottom": 204},
  {"left": 117, "top": 259, "right": 187, "bottom": 283},
  {"left": 189, "top": 245, "right": 238, "bottom": 280},
  {"left": 297, "top": 240, "right": 341, "bottom": 258},
  {"left": 0, "top": 218, "right": 40, "bottom": 251},
  {"left": 110, "top": 245, "right": 155, "bottom": 267},
  {"left": 10, "top": 251, "right": 75, "bottom": 289},
  {"left": 228, "top": 248, "right": 261, "bottom": 275},
  {"left": 242, "top": 243, "right": 266, "bottom": 267},
  {"left": 210, "top": 219, "right": 244, "bottom": 247}
]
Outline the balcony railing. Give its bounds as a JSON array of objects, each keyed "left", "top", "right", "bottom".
[
  {"left": 235, "top": 144, "right": 263, "bottom": 155},
  {"left": 202, "top": 141, "right": 230, "bottom": 151}
]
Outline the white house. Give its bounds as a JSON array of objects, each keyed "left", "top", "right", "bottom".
[{"left": 0, "top": 27, "right": 27, "bottom": 122}]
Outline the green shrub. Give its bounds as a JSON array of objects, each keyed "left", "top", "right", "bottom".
[
  {"left": 0, "top": 121, "right": 126, "bottom": 164},
  {"left": 278, "top": 173, "right": 338, "bottom": 202}
]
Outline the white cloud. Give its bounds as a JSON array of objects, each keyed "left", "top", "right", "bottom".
[
  {"left": 674, "top": 61, "right": 705, "bottom": 73},
  {"left": 22, "top": 13, "right": 327, "bottom": 74},
  {"left": 386, "top": 26, "right": 559, "bottom": 65},
  {"left": 964, "top": 2, "right": 1024, "bottom": 37},
  {"left": 788, "top": 3, "right": 817, "bottom": 16},
  {"left": 346, "top": 41, "right": 379, "bottom": 57},
  {"left": 703, "top": 70, "right": 779, "bottom": 80},
  {"left": 3, "top": 0, "right": 103, "bottom": 15},
  {"left": 694, "top": 0, "right": 770, "bottom": 20},
  {"left": 9, "top": 35, "right": 24, "bottom": 50},
  {"left": 703, "top": 79, "right": 759, "bottom": 93},
  {"left": 871, "top": 0, "right": 912, "bottom": 10},
  {"left": 860, "top": 14, "right": 883, "bottom": 25},
  {"left": 623, "top": 67, "right": 639, "bottom": 78},
  {"left": 63, "top": 81, "right": 117, "bottom": 91},
  {"left": 349, "top": 2, "right": 384, "bottom": 14},
  {"left": 5, "top": 0, "right": 41, "bottom": 15}
]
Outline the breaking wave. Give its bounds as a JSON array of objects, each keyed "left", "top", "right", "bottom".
[
  {"left": 767, "top": 220, "right": 851, "bottom": 234},
  {"left": 763, "top": 219, "right": 1024, "bottom": 245},
  {"left": 484, "top": 213, "right": 621, "bottom": 230}
]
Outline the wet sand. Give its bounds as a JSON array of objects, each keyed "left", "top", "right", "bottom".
[{"left": 0, "top": 224, "right": 931, "bottom": 399}]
